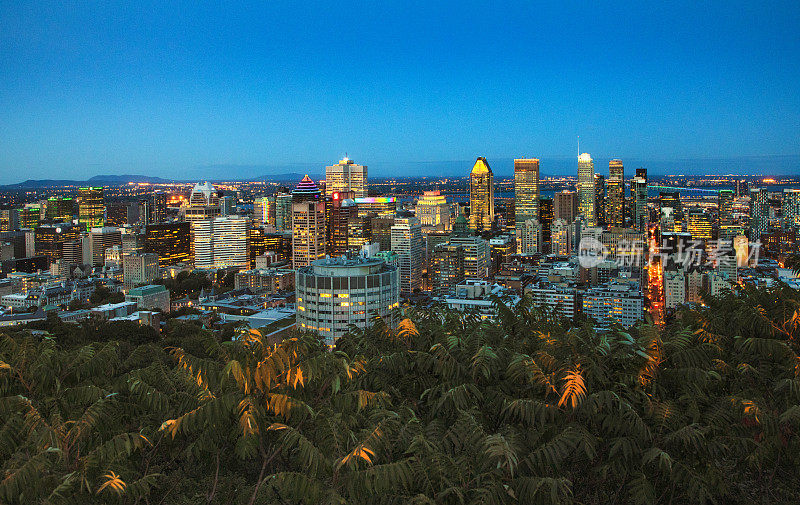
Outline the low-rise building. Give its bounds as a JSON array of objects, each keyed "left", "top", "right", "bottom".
[
  {"left": 582, "top": 281, "right": 644, "bottom": 328},
  {"left": 126, "top": 284, "right": 170, "bottom": 313}
]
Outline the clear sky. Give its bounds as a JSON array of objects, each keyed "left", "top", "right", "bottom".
[{"left": 1, "top": 1, "right": 799, "bottom": 182}]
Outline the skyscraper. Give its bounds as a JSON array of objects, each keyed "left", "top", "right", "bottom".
[
  {"left": 632, "top": 168, "right": 648, "bottom": 232},
  {"left": 659, "top": 191, "right": 682, "bottom": 233},
  {"left": 78, "top": 187, "right": 104, "bottom": 231},
  {"left": 391, "top": 216, "right": 423, "bottom": 294},
  {"left": 577, "top": 153, "right": 596, "bottom": 226},
  {"left": 151, "top": 191, "right": 168, "bottom": 224},
  {"left": 431, "top": 243, "right": 465, "bottom": 296},
  {"left": 517, "top": 219, "right": 543, "bottom": 255},
  {"left": 606, "top": 159, "right": 625, "bottom": 228},
  {"left": 292, "top": 175, "right": 326, "bottom": 269},
  {"left": 184, "top": 182, "right": 221, "bottom": 222},
  {"left": 275, "top": 190, "right": 293, "bottom": 232},
  {"left": 749, "top": 188, "right": 769, "bottom": 240},
  {"left": 687, "top": 208, "right": 712, "bottom": 241},
  {"left": 144, "top": 222, "right": 191, "bottom": 266},
  {"left": 416, "top": 191, "right": 451, "bottom": 230},
  {"left": 469, "top": 157, "right": 494, "bottom": 232},
  {"left": 325, "top": 157, "right": 368, "bottom": 198},
  {"left": 325, "top": 191, "right": 357, "bottom": 257},
  {"left": 539, "top": 197, "right": 554, "bottom": 247},
  {"left": 594, "top": 174, "right": 606, "bottom": 227},
  {"left": 554, "top": 190, "right": 578, "bottom": 223},
  {"left": 253, "top": 196, "right": 276, "bottom": 227},
  {"left": 449, "top": 235, "right": 490, "bottom": 280},
  {"left": 718, "top": 189, "right": 735, "bottom": 231},
  {"left": 782, "top": 189, "right": 800, "bottom": 230},
  {"left": 193, "top": 216, "right": 250, "bottom": 269},
  {"left": 514, "top": 158, "right": 540, "bottom": 228}
]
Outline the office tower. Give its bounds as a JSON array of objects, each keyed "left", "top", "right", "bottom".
[
  {"left": 469, "top": 157, "right": 494, "bottom": 232},
  {"left": 416, "top": 191, "right": 451, "bottom": 231},
  {"left": 275, "top": 190, "right": 293, "bottom": 232},
  {"left": 632, "top": 168, "right": 648, "bottom": 232},
  {"left": 539, "top": 197, "right": 553, "bottom": 246},
  {"left": 35, "top": 224, "right": 81, "bottom": 263},
  {"left": 391, "top": 216, "right": 423, "bottom": 293},
  {"left": 347, "top": 215, "right": 372, "bottom": 250},
  {"left": 152, "top": 191, "right": 168, "bottom": 223},
  {"left": 431, "top": 243, "right": 465, "bottom": 296},
  {"left": 253, "top": 196, "right": 276, "bottom": 227},
  {"left": 577, "top": 153, "right": 596, "bottom": 226},
  {"left": 88, "top": 227, "right": 122, "bottom": 265},
  {"left": 449, "top": 235, "right": 490, "bottom": 280},
  {"left": 354, "top": 197, "right": 396, "bottom": 218},
  {"left": 0, "top": 231, "right": 28, "bottom": 259},
  {"left": 606, "top": 159, "right": 625, "bottom": 228},
  {"left": 514, "top": 158, "right": 540, "bottom": 227},
  {"left": 19, "top": 205, "right": 41, "bottom": 229},
  {"left": 123, "top": 253, "right": 160, "bottom": 289},
  {"left": 62, "top": 239, "right": 83, "bottom": 267},
  {"left": 325, "top": 157, "right": 368, "bottom": 198},
  {"left": 489, "top": 235, "right": 516, "bottom": 275},
  {"left": 551, "top": 219, "right": 571, "bottom": 255},
  {"left": 687, "top": 209, "right": 712, "bottom": 241},
  {"left": 518, "top": 219, "right": 543, "bottom": 255},
  {"left": 782, "top": 189, "right": 800, "bottom": 230},
  {"left": 325, "top": 191, "right": 357, "bottom": 257},
  {"left": 749, "top": 188, "right": 770, "bottom": 240},
  {"left": 193, "top": 216, "right": 250, "bottom": 269},
  {"left": 295, "top": 256, "right": 399, "bottom": 345},
  {"left": 718, "top": 189, "right": 735, "bottom": 230},
  {"left": 659, "top": 191, "right": 682, "bottom": 233},
  {"left": 219, "top": 195, "right": 235, "bottom": 216},
  {"left": 184, "top": 182, "right": 221, "bottom": 222},
  {"left": 105, "top": 203, "right": 129, "bottom": 227},
  {"left": 371, "top": 216, "right": 395, "bottom": 251},
  {"left": 292, "top": 175, "right": 326, "bottom": 269},
  {"left": 248, "top": 226, "right": 266, "bottom": 269},
  {"left": 144, "top": 222, "right": 191, "bottom": 266},
  {"left": 0, "top": 209, "right": 19, "bottom": 232},
  {"left": 425, "top": 230, "right": 452, "bottom": 272},
  {"left": 122, "top": 231, "right": 144, "bottom": 257},
  {"left": 594, "top": 174, "right": 606, "bottom": 227},
  {"left": 78, "top": 187, "right": 104, "bottom": 231},
  {"left": 735, "top": 179, "right": 749, "bottom": 198},
  {"left": 46, "top": 197, "right": 74, "bottom": 222},
  {"left": 554, "top": 190, "right": 578, "bottom": 224},
  {"left": 263, "top": 232, "right": 292, "bottom": 263}
]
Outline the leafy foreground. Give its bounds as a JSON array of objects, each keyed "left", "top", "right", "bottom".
[{"left": 2, "top": 285, "right": 800, "bottom": 504}]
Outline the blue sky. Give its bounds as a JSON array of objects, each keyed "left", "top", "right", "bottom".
[{"left": 1, "top": 1, "right": 799, "bottom": 182}]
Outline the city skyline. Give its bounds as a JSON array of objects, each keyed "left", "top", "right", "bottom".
[{"left": 1, "top": 2, "right": 799, "bottom": 182}]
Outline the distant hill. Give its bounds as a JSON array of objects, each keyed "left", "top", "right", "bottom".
[
  {"left": 2, "top": 174, "right": 173, "bottom": 188},
  {"left": 251, "top": 172, "right": 324, "bottom": 182}
]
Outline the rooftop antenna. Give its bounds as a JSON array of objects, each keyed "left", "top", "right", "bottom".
[{"left": 577, "top": 136, "right": 580, "bottom": 155}]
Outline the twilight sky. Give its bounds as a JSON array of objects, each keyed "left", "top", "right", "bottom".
[{"left": 1, "top": 1, "right": 799, "bottom": 182}]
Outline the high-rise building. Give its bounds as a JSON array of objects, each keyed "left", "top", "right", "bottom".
[
  {"left": 371, "top": 216, "right": 395, "bottom": 251},
  {"left": 518, "top": 219, "right": 543, "bottom": 255},
  {"left": 431, "top": 243, "right": 465, "bottom": 296},
  {"left": 554, "top": 190, "right": 578, "bottom": 224},
  {"left": 193, "top": 216, "right": 250, "bottom": 269},
  {"left": 469, "top": 157, "right": 494, "bottom": 232},
  {"left": 606, "top": 159, "right": 625, "bottom": 228},
  {"left": 582, "top": 282, "right": 643, "bottom": 328},
  {"left": 577, "top": 153, "right": 596, "bottom": 226},
  {"left": 123, "top": 253, "right": 160, "bottom": 289},
  {"left": 325, "top": 191, "right": 357, "bottom": 257},
  {"left": 295, "top": 256, "right": 399, "bottom": 345},
  {"left": 659, "top": 191, "right": 682, "bottom": 233},
  {"left": 632, "top": 168, "right": 648, "bottom": 232},
  {"left": 152, "top": 191, "right": 168, "bottom": 224},
  {"left": 416, "top": 191, "right": 451, "bottom": 230},
  {"left": 0, "top": 209, "right": 19, "bottom": 232},
  {"left": 687, "top": 209, "right": 712, "bottom": 241},
  {"left": 184, "top": 182, "right": 221, "bottom": 222},
  {"left": 253, "top": 196, "right": 276, "bottom": 227},
  {"left": 539, "top": 197, "right": 553, "bottom": 246},
  {"left": 19, "top": 205, "right": 41, "bottom": 229},
  {"left": 88, "top": 227, "right": 122, "bottom": 266},
  {"left": 749, "top": 188, "right": 770, "bottom": 240},
  {"left": 782, "top": 189, "right": 800, "bottom": 230},
  {"left": 144, "top": 222, "right": 190, "bottom": 266},
  {"left": 594, "top": 174, "right": 606, "bottom": 227},
  {"left": 735, "top": 179, "right": 749, "bottom": 198},
  {"left": 449, "top": 235, "right": 490, "bottom": 280},
  {"left": 353, "top": 197, "right": 396, "bottom": 218},
  {"left": 551, "top": 219, "right": 571, "bottom": 255},
  {"left": 718, "top": 189, "right": 735, "bottom": 231},
  {"left": 78, "top": 187, "right": 105, "bottom": 231},
  {"left": 514, "top": 158, "right": 540, "bottom": 228},
  {"left": 391, "top": 216, "right": 423, "bottom": 294},
  {"left": 292, "top": 176, "right": 326, "bottom": 269},
  {"left": 248, "top": 226, "right": 266, "bottom": 269},
  {"left": 325, "top": 157, "right": 367, "bottom": 198},
  {"left": 275, "top": 190, "right": 293, "bottom": 232},
  {"left": 46, "top": 197, "right": 74, "bottom": 222},
  {"left": 35, "top": 224, "right": 81, "bottom": 263}
]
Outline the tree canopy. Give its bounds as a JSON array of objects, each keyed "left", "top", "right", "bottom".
[{"left": 2, "top": 284, "right": 800, "bottom": 504}]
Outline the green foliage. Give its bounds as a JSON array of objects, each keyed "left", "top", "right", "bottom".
[{"left": 2, "top": 284, "right": 800, "bottom": 503}]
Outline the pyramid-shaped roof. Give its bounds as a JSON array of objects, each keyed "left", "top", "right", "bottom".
[
  {"left": 471, "top": 157, "right": 492, "bottom": 175},
  {"left": 292, "top": 175, "right": 321, "bottom": 197}
]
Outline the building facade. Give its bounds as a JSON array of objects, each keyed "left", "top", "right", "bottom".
[{"left": 469, "top": 157, "right": 494, "bottom": 232}]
